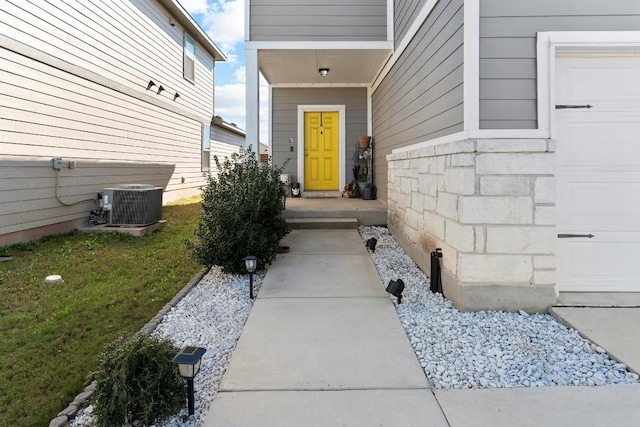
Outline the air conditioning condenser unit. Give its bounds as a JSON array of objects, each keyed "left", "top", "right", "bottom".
[{"left": 102, "top": 184, "right": 163, "bottom": 226}]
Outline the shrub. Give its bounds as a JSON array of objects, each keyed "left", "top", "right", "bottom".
[
  {"left": 93, "top": 333, "right": 185, "bottom": 427},
  {"left": 187, "top": 146, "right": 290, "bottom": 273}
]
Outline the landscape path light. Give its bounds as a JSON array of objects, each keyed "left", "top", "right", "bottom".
[
  {"left": 243, "top": 255, "right": 258, "bottom": 299},
  {"left": 172, "top": 346, "right": 206, "bottom": 416}
]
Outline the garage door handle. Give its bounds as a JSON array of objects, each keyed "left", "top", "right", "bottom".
[
  {"left": 558, "top": 234, "right": 595, "bottom": 238},
  {"left": 555, "top": 105, "right": 593, "bottom": 109}
]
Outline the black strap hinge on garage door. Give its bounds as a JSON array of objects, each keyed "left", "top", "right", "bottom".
[
  {"left": 558, "top": 234, "right": 595, "bottom": 238},
  {"left": 555, "top": 105, "right": 593, "bottom": 109}
]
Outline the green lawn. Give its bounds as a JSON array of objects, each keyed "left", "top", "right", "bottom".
[{"left": 0, "top": 198, "right": 203, "bottom": 427}]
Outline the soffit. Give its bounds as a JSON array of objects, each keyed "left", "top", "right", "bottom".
[{"left": 259, "top": 49, "right": 392, "bottom": 84}]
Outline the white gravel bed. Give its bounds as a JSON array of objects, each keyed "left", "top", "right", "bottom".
[
  {"left": 71, "top": 267, "right": 264, "bottom": 427},
  {"left": 359, "top": 225, "right": 640, "bottom": 389},
  {"left": 72, "top": 226, "right": 639, "bottom": 426}
]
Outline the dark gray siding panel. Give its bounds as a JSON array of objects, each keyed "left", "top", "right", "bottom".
[
  {"left": 271, "top": 87, "right": 368, "bottom": 185},
  {"left": 372, "top": 0, "right": 464, "bottom": 203},
  {"left": 479, "top": 0, "right": 640, "bottom": 129},
  {"left": 394, "top": 0, "right": 428, "bottom": 48},
  {"left": 250, "top": 0, "right": 387, "bottom": 41}
]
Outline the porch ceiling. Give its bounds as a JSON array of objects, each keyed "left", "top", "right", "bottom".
[{"left": 259, "top": 49, "right": 391, "bottom": 85}]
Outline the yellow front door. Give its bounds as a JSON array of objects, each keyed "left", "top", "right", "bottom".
[{"left": 304, "top": 111, "right": 339, "bottom": 190}]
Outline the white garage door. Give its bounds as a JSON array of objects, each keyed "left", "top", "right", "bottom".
[{"left": 556, "top": 55, "right": 640, "bottom": 292}]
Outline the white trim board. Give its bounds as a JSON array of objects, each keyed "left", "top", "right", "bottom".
[
  {"left": 271, "top": 83, "right": 370, "bottom": 88},
  {"left": 390, "top": 131, "right": 469, "bottom": 154},
  {"left": 463, "top": 0, "right": 479, "bottom": 132},
  {"left": 371, "top": 0, "right": 440, "bottom": 93},
  {"left": 389, "top": 129, "right": 550, "bottom": 155},
  {"left": 296, "top": 105, "right": 346, "bottom": 193},
  {"left": 537, "top": 31, "right": 640, "bottom": 140},
  {"left": 387, "top": 0, "right": 394, "bottom": 42},
  {"left": 367, "top": 86, "right": 373, "bottom": 137},
  {"left": 244, "top": 0, "right": 250, "bottom": 42},
  {"left": 245, "top": 48, "right": 260, "bottom": 155},
  {"left": 245, "top": 41, "right": 393, "bottom": 50},
  {"left": 394, "top": 30, "right": 640, "bottom": 154},
  {"left": 268, "top": 85, "right": 273, "bottom": 158}
]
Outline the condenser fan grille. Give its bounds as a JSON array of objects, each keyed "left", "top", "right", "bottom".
[{"left": 103, "top": 186, "right": 162, "bottom": 226}]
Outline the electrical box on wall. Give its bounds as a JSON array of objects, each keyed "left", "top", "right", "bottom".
[{"left": 52, "top": 157, "right": 62, "bottom": 170}]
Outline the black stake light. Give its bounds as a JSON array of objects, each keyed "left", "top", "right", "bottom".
[
  {"left": 243, "top": 255, "right": 258, "bottom": 299},
  {"left": 386, "top": 279, "right": 405, "bottom": 304},
  {"left": 366, "top": 237, "right": 377, "bottom": 252},
  {"left": 172, "top": 346, "right": 206, "bottom": 416}
]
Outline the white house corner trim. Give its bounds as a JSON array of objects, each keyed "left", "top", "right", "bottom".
[
  {"left": 245, "top": 48, "right": 260, "bottom": 156},
  {"left": 536, "top": 31, "right": 640, "bottom": 140},
  {"left": 463, "top": 0, "right": 479, "bottom": 133},
  {"left": 367, "top": 86, "right": 373, "bottom": 136},
  {"left": 536, "top": 33, "right": 552, "bottom": 138},
  {"left": 371, "top": 0, "right": 439, "bottom": 93},
  {"left": 268, "top": 85, "right": 273, "bottom": 157},
  {"left": 244, "top": 0, "right": 250, "bottom": 42},
  {"left": 386, "top": 0, "right": 394, "bottom": 42},
  {"left": 296, "top": 105, "right": 346, "bottom": 193}
]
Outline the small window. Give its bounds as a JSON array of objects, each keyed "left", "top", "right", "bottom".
[
  {"left": 201, "top": 124, "right": 211, "bottom": 171},
  {"left": 184, "top": 33, "right": 196, "bottom": 83}
]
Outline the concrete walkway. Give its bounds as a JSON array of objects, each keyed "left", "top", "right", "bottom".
[
  {"left": 203, "top": 229, "right": 447, "bottom": 426},
  {"left": 550, "top": 307, "right": 640, "bottom": 375},
  {"left": 203, "top": 229, "right": 640, "bottom": 426}
]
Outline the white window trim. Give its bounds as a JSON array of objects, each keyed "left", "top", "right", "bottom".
[
  {"left": 184, "top": 33, "right": 196, "bottom": 84},
  {"left": 296, "top": 105, "right": 346, "bottom": 193},
  {"left": 201, "top": 123, "right": 211, "bottom": 171}
]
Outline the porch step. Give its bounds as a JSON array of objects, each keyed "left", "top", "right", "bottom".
[{"left": 286, "top": 218, "right": 358, "bottom": 229}]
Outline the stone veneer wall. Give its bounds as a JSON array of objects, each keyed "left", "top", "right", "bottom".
[{"left": 386, "top": 138, "right": 557, "bottom": 312}]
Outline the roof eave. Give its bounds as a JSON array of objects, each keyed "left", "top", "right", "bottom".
[{"left": 157, "top": 0, "right": 227, "bottom": 61}]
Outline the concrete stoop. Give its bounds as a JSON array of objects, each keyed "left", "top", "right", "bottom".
[{"left": 286, "top": 217, "right": 358, "bottom": 229}]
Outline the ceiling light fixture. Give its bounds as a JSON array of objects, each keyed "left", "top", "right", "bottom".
[{"left": 319, "top": 68, "right": 329, "bottom": 77}]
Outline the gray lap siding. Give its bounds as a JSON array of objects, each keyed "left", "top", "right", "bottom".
[
  {"left": 373, "top": 0, "right": 464, "bottom": 203},
  {"left": 479, "top": 0, "right": 640, "bottom": 129}
]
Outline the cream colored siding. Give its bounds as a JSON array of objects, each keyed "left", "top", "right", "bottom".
[
  {"left": 250, "top": 0, "right": 387, "bottom": 41},
  {"left": 0, "top": 158, "right": 176, "bottom": 236},
  {"left": 212, "top": 126, "right": 246, "bottom": 147},
  {"left": 209, "top": 141, "right": 243, "bottom": 177},
  {"left": 1, "top": 0, "right": 214, "bottom": 119},
  {"left": 0, "top": 47, "right": 204, "bottom": 242}
]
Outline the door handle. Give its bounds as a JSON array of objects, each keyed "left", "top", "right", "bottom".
[{"left": 558, "top": 234, "right": 595, "bottom": 238}]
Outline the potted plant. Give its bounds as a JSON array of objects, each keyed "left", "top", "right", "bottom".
[{"left": 358, "top": 135, "right": 371, "bottom": 148}]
